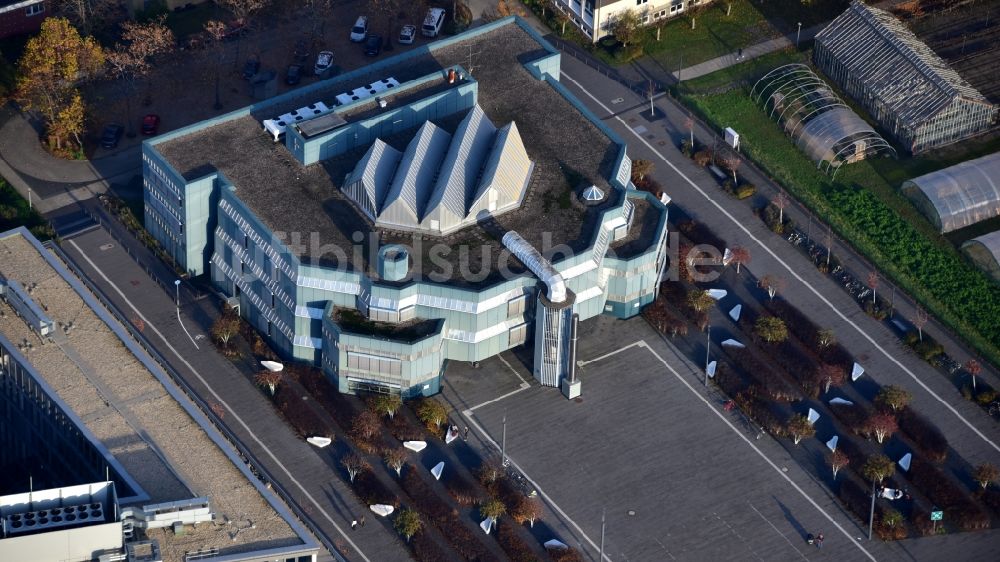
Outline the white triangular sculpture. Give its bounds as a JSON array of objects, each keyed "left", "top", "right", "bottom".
[
  {"left": 706, "top": 361, "right": 717, "bottom": 378},
  {"left": 480, "top": 517, "right": 495, "bottom": 534},
  {"left": 403, "top": 441, "right": 427, "bottom": 452},
  {"left": 721, "top": 339, "right": 744, "bottom": 348},
  {"left": 431, "top": 461, "right": 444, "bottom": 480},
  {"left": 899, "top": 453, "right": 912, "bottom": 472},
  {"left": 729, "top": 304, "right": 742, "bottom": 321},
  {"left": 306, "top": 436, "right": 332, "bottom": 448},
  {"left": 829, "top": 397, "right": 854, "bottom": 406},
  {"left": 826, "top": 435, "right": 838, "bottom": 451},
  {"left": 445, "top": 426, "right": 459, "bottom": 444},
  {"left": 370, "top": 504, "right": 394, "bottom": 517},
  {"left": 723, "top": 247, "right": 733, "bottom": 266},
  {"left": 851, "top": 363, "right": 864, "bottom": 381},
  {"left": 708, "top": 289, "right": 728, "bottom": 300},
  {"left": 260, "top": 360, "right": 284, "bottom": 372},
  {"left": 544, "top": 539, "right": 568, "bottom": 550},
  {"left": 807, "top": 408, "right": 820, "bottom": 425}
]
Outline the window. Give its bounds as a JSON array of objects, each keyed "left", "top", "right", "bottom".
[
  {"left": 508, "top": 324, "right": 527, "bottom": 347},
  {"left": 636, "top": 0, "right": 648, "bottom": 4},
  {"left": 25, "top": 2, "right": 43, "bottom": 16}
]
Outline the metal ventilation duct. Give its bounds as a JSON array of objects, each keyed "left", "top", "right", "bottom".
[{"left": 501, "top": 231, "right": 566, "bottom": 303}]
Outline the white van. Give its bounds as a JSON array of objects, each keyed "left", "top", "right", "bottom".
[
  {"left": 421, "top": 8, "right": 445, "bottom": 37},
  {"left": 350, "top": 16, "right": 368, "bottom": 42}
]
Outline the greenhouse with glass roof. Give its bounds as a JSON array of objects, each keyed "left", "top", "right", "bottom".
[{"left": 902, "top": 152, "right": 1000, "bottom": 233}]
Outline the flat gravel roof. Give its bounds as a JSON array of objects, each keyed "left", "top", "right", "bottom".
[
  {"left": 157, "top": 23, "right": 621, "bottom": 287},
  {"left": 0, "top": 233, "right": 303, "bottom": 562}
]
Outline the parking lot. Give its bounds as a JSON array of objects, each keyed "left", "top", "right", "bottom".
[{"left": 441, "top": 315, "right": 904, "bottom": 561}]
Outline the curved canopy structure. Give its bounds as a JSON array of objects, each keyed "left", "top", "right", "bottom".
[
  {"left": 750, "top": 64, "right": 895, "bottom": 175},
  {"left": 962, "top": 231, "right": 1000, "bottom": 283},
  {"left": 901, "top": 152, "right": 1000, "bottom": 233}
]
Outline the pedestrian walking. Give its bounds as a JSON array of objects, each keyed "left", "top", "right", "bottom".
[
  {"left": 360, "top": 515, "right": 366, "bottom": 528},
  {"left": 463, "top": 426, "right": 470, "bottom": 440},
  {"left": 351, "top": 519, "right": 357, "bottom": 530},
  {"left": 816, "top": 533, "right": 824, "bottom": 548}
]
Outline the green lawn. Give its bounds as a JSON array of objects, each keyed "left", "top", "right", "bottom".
[
  {"left": 0, "top": 177, "right": 53, "bottom": 240},
  {"left": 678, "top": 81, "right": 1000, "bottom": 367}
]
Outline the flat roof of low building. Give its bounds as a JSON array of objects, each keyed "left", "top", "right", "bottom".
[
  {"left": 0, "top": 231, "right": 305, "bottom": 562},
  {"left": 156, "top": 22, "right": 622, "bottom": 286}
]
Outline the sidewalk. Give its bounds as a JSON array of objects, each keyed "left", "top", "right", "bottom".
[{"left": 667, "top": 23, "right": 823, "bottom": 81}]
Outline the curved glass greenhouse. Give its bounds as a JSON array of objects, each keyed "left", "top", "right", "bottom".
[
  {"left": 901, "top": 152, "right": 1000, "bottom": 233},
  {"left": 750, "top": 64, "right": 895, "bottom": 175},
  {"left": 962, "top": 231, "right": 1000, "bottom": 283}
]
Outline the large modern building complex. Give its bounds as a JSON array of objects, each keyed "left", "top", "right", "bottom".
[
  {"left": 814, "top": 1, "right": 997, "bottom": 153},
  {"left": 0, "top": 227, "right": 319, "bottom": 562},
  {"left": 142, "top": 17, "right": 669, "bottom": 398}
]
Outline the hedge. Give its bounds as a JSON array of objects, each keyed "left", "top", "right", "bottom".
[{"left": 897, "top": 408, "right": 949, "bottom": 462}]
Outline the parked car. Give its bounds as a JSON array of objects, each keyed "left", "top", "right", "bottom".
[
  {"left": 293, "top": 39, "right": 310, "bottom": 63},
  {"left": 398, "top": 24, "right": 416, "bottom": 45},
  {"left": 422, "top": 7, "right": 445, "bottom": 37},
  {"left": 243, "top": 56, "right": 260, "bottom": 80},
  {"left": 364, "top": 34, "right": 382, "bottom": 57},
  {"left": 141, "top": 114, "right": 160, "bottom": 136},
  {"left": 100, "top": 124, "right": 124, "bottom": 149},
  {"left": 314, "top": 51, "right": 334, "bottom": 76},
  {"left": 350, "top": 16, "right": 368, "bottom": 42},
  {"left": 285, "top": 64, "right": 303, "bottom": 85}
]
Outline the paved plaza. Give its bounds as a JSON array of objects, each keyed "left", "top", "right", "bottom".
[{"left": 443, "top": 315, "right": 1000, "bottom": 561}]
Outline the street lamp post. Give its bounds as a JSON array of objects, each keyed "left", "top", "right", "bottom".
[
  {"left": 796, "top": 22, "right": 802, "bottom": 48},
  {"left": 501, "top": 409, "right": 508, "bottom": 467},
  {"left": 705, "top": 325, "right": 711, "bottom": 386},
  {"left": 174, "top": 279, "right": 181, "bottom": 308},
  {"left": 868, "top": 482, "right": 877, "bottom": 540}
]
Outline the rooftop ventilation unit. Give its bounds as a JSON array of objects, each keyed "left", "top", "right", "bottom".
[
  {"left": 3, "top": 501, "right": 105, "bottom": 535},
  {"left": 263, "top": 102, "right": 330, "bottom": 142},
  {"left": 333, "top": 78, "right": 399, "bottom": 107},
  {"left": 120, "top": 497, "right": 212, "bottom": 530},
  {"left": 0, "top": 277, "right": 55, "bottom": 336}
]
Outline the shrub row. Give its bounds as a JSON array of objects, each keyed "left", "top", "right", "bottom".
[
  {"left": 496, "top": 521, "right": 542, "bottom": 562},
  {"left": 897, "top": 408, "right": 949, "bottom": 462},
  {"left": 723, "top": 346, "right": 802, "bottom": 403},
  {"left": 677, "top": 218, "right": 728, "bottom": 252},
  {"left": 352, "top": 469, "right": 397, "bottom": 507},
  {"left": 909, "top": 459, "right": 990, "bottom": 531},
  {"left": 828, "top": 402, "right": 872, "bottom": 439},
  {"left": 438, "top": 517, "right": 502, "bottom": 562},
  {"left": 762, "top": 297, "right": 852, "bottom": 370},
  {"left": 410, "top": 529, "right": 452, "bottom": 562},
  {"left": 273, "top": 386, "right": 325, "bottom": 437}
]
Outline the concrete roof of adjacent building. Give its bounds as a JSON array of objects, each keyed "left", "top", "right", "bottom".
[
  {"left": 0, "top": 231, "right": 304, "bottom": 562},
  {"left": 155, "top": 22, "right": 626, "bottom": 287}
]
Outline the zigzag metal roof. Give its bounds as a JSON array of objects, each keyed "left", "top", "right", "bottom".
[
  {"left": 343, "top": 106, "right": 534, "bottom": 235},
  {"left": 816, "top": 1, "right": 990, "bottom": 127},
  {"left": 379, "top": 121, "right": 452, "bottom": 227},
  {"left": 423, "top": 105, "right": 497, "bottom": 229},
  {"left": 348, "top": 139, "right": 402, "bottom": 214}
]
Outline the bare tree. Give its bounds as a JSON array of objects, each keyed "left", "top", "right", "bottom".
[
  {"left": 723, "top": 154, "right": 741, "bottom": 183},
  {"left": 913, "top": 306, "right": 929, "bottom": 342},
  {"left": 815, "top": 363, "right": 845, "bottom": 394},
  {"left": 512, "top": 496, "right": 542, "bottom": 528},
  {"left": 965, "top": 359, "right": 982, "bottom": 392},
  {"left": 342, "top": 453, "right": 370, "bottom": 483},
  {"left": 772, "top": 191, "right": 790, "bottom": 225},
  {"left": 759, "top": 275, "right": 786, "bottom": 301},
  {"left": 370, "top": 394, "right": 403, "bottom": 419},
  {"left": 351, "top": 410, "right": 381, "bottom": 441},
  {"left": 384, "top": 448, "right": 406, "bottom": 477},
  {"left": 55, "top": 0, "right": 122, "bottom": 36},
  {"left": 973, "top": 463, "right": 999, "bottom": 490},
  {"left": 816, "top": 328, "right": 836, "bottom": 348},
  {"left": 867, "top": 271, "right": 879, "bottom": 305},
  {"left": 786, "top": 414, "right": 814, "bottom": 444},
  {"left": 875, "top": 385, "right": 911, "bottom": 412},
  {"left": 105, "top": 18, "right": 175, "bottom": 136},
  {"left": 729, "top": 245, "right": 751, "bottom": 274},
  {"left": 254, "top": 370, "right": 282, "bottom": 395},
  {"left": 829, "top": 449, "right": 849, "bottom": 479},
  {"left": 219, "top": 0, "right": 270, "bottom": 67},
  {"left": 865, "top": 413, "right": 898, "bottom": 444}
]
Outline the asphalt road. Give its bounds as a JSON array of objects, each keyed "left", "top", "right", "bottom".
[{"left": 57, "top": 222, "right": 411, "bottom": 562}]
